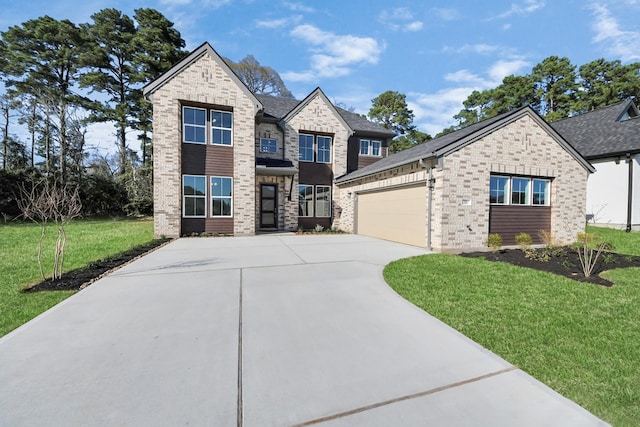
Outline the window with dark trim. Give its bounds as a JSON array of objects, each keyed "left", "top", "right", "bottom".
[{"left": 260, "top": 138, "right": 278, "bottom": 153}]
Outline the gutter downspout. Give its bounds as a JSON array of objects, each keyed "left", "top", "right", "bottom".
[
  {"left": 627, "top": 153, "right": 633, "bottom": 233},
  {"left": 419, "top": 158, "right": 435, "bottom": 251}
]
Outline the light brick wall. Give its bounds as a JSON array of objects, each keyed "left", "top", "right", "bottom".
[
  {"left": 151, "top": 54, "right": 259, "bottom": 237},
  {"left": 283, "top": 93, "right": 351, "bottom": 230},
  {"left": 337, "top": 114, "right": 589, "bottom": 251}
]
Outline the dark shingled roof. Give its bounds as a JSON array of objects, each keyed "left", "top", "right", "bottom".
[
  {"left": 551, "top": 100, "right": 640, "bottom": 159},
  {"left": 336, "top": 106, "right": 595, "bottom": 183},
  {"left": 255, "top": 94, "right": 395, "bottom": 137}
]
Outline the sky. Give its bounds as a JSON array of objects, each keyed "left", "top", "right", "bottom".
[{"left": 2, "top": 0, "right": 640, "bottom": 156}]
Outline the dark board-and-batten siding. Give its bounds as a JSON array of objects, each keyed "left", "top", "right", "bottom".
[{"left": 489, "top": 205, "right": 551, "bottom": 245}]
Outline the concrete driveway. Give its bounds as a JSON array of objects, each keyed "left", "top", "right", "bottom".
[{"left": 0, "top": 234, "right": 608, "bottom": 426}]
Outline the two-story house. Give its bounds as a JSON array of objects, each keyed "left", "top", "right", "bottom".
[{"left": 143, "top": 42, "right": 394, "bottom": 238}]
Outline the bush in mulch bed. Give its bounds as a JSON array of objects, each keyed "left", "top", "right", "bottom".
[
  {"left": 23, "top": 238, "right": 172, "bottom": 293},
  {"left": 460, "top": 246, "right": 640, "bottom": 287}
]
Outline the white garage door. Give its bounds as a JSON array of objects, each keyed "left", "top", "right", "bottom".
[{"left": 356, "top": 184, "right": 427, "bottom": 247}]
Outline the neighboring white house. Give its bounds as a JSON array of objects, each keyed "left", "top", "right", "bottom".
[{"left": 552, "top": 100, "right": 640, "bottom": 231}]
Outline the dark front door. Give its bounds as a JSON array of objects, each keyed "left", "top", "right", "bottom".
[{"left": 260, "top": 184, "right": 278, "bottom": 229}]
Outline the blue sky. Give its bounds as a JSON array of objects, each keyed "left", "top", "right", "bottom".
[{"left": 2, "top": 0, "right": 640, "bottom": 152}]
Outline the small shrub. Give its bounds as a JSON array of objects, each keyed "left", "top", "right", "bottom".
[
  {"left": 603, "top": 254, "right": 616, "bottom": 264},
  {"left": 562, "top": 259, "right": 575, "bottom": 269},
  {"left": 574, "top": 232, "right": 609, "bottom": 278},
  {"left": 515, "top": 232, "right": 533, "bottom": 251},
  {"left": 314, "top": 224, "right": 325, "bottom": 233},
  {"left": 525, "top": 248, "right": 551, "bottom": 262},
  {"left": 486, "top": 233, "right": 502, "bottom": 253},
  {"left": 539, "top": 229, "right": 559, "bottom": 247}
]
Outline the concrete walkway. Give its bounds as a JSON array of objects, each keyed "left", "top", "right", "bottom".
[{"left": 0, "top": 234, "right": 608, "bottom": 426}]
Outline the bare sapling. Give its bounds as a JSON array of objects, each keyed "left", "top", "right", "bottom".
[
  {"left": 17, "top": 179, "right": 82, "bottom": 281},
  {"left": 575, "top": 232, "right": 608, "bottom": 278}
]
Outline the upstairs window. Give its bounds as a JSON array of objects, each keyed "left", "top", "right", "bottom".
[
  {"left": 359, "top": 139, "right": 382, "bottom": 157},
  {"left": 211, "top": 110, "right": 233, "bottom": 145},
  {"left": 183, "top": 107, "right": 206, "bottom": 144},
  {"left": 260, "top": 138, "right": 278, "bottom": 153},
  {"left": 299, "top": 134, "right": 314, "bottom": 162},
  {"left": 317, "top": 136, "right": 332, "bottom": 163}
]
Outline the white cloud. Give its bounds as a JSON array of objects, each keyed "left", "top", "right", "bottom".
[
  {"left": 256, "top": 15, "right": 302, "bottom": 29},
  {"left": 283, "top": 2, "right": 315, "bottom": 13},
  {"left": 379, "top": 7, "right": 424, "bottom": 32},
  {"left": 282, "top": 24, "right": 383, "bottom": 82},
  {"left": 443, "top": 43, "right": 502, "bottom": 55},
  {"left": 431, "top": 8, "right": 460, "bottom": 21},
  {"left": 493, "top": 0, "right": 545, "bottom": 19},
  {"left": 409, "top": 58, "right": 530, "bottom": 135},
  {"left": 589, "top": 3, "right": 640, "bottom": 61}
]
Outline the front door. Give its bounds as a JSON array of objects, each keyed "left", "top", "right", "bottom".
[{"left": 260, "top": 184, "right": 278, "bottom": 229}]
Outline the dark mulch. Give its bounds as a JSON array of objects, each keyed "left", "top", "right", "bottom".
[
  {"left": 460, "top": 247, "right": 640, "bottom": 287},
  {"left": 23, "top": 238, "right": 172, "bottom": 293}
]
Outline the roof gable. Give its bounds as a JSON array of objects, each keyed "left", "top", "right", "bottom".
[
  {"left": 337, "top": 107, "right": 594, "bottom": 183},
  {"left": 280, "top": 87, "right": 352, "bottom": 133},
  {"left": 142, "top": 41, "right": 262, "bottom": 111}
]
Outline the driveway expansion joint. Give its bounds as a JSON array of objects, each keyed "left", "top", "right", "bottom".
[{"left": 291, "top": 366, "right": 520, "bottom": 426}]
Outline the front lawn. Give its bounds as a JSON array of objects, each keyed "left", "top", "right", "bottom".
[
  {"left": 384, "top": 228, "right": 640, "bottom": 427},
  {"left": 0, "top": 217, "right": 155, "bottom": 337}
]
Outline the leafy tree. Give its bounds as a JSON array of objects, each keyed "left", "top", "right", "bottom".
[
  {"left": 531, "top": 56, "right": 578, "bottom": 121},
  {"left": 368, "top": 90, "right": 416, "bottom": 136},
  {"left": 491, "top": 75, "right": 535, "bottom": 114},
  {"left": 390, "top": 130, "right": 431, "bottom": 153},
  {"left": 2, "top": 16, "right": 88, "bottom": 182},
  {"left": 576, "top": 59, "right": 640, "bottom": 112},
  {"left": 227, "top": 54, "right": 293, "bottom": 98}
]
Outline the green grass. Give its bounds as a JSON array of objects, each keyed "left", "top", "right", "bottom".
[
  {"left": 588, "top": 225, "right": 640, "bottom": 256},
  {"left": 384, "top": 234, "right": 640, "bottom": 426},
  {"left": 0, "top": 217, "right": 154, "bottom": 337}
]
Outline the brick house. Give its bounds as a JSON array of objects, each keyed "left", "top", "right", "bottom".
[
  {"left": 143, "top": 42, "right": 394, "bottom": 237},
  {"left": 551, "top": 100, "right": 640, "bottom": 231},
  {"left": 336, "top": 107, "right": 595, "bottom": 251}
]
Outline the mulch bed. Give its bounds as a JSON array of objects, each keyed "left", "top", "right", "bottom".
[
  {"left": 23, "top": 238, "right": 172, "bottom": 293},
  {"left": 460, "top": 247, "right": 640, "bottom": 287}
]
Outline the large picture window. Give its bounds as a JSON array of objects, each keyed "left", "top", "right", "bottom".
[
  {"left": 299, "top": 134, "right": 314, "bottom": 162},
  {"left": 316, "top": 186, "right": 331, "bottom": 217},
  {"left": 490, "top": 175, "right": 550, "bottom": 206},
  {"left": 183, "top": 175, "right": 206, "bottom": 217},
  {"left": 298, "top": 185, "right": 314, "bottom": 217},
  {"left": 317, "top": 136, "right": 332, "bottom": 163},
  {"left": 183, "top": 107, "right": 206, "bottom": 144},
  {"left": 211, "top": 176, "right": 233, "bottom": 217},
  {"left": 211, "top": 110, "right": 233, "bottom": 145}
]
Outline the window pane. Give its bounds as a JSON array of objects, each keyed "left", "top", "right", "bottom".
[
  {"left": 211, "top": 111, "right": 233, "bottom": 145},
  {"left": 195, "top": 197, "right": 205, "bottom": 216},
  {"left": 298, "top": 185, "right": 314, "bottom": 216},
  {"left": 260, "top": 138, "right": 278, "bottom": 153},
  {"left": 317, "top": 136, "right": 331, "bottom": 163},
  {"left": 211, "top": 177, "right": 232, "bottom": 217},
  {"left": 511, "top": 178, "right": 530, "bottom": 205},
  {"left": 360, "top": 140, "right": 370, "bottom": 155},
  {"left": 299, "top": 134, "right": 314, "bottom": 161},
  {"left": 183, "top": 107, "right": 206, "bottom": 143},
  {"left": 316, "top": 186, "right": 331, "bottom": 217},
  {"left": 533, "top": 179, "right": 549, "bottom": 205},
  {"left": 489, "top": 176, "right": 508, "bottom": 204},
  {"left": 371, "top": 141, "right": 381, "bottom": 156}
]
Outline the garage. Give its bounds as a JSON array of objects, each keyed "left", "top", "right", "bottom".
[{"left": 356, "top": 184, "right": 427, "bottom": 247}]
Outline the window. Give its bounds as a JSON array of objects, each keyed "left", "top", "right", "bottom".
[
  {"left": 511, "top": 178, "right": 530, "bottom": 205},
  {"left": 183, "top": 175, "right": 206, "bottom": 217},
  {"left": 317, "top": 136, "right": 332, "bottom": 163},
  {"left": 360, "top": 139, "right": 370, "bottom": 155},
  {"left": 490, "top": 175, "right": 551, "bottom": 206},
  {"left": 260, "top": 138, "right": 278, "bottom": 153},
  {"left": 298, "top": 185, "right": 314, "bottom": 217},
  {"left": 532, "top": 179, "right": 550, "bottom": 205},
  {"left": 183, "top": 107, "right": 206, "bottom": 144},
  {"left": 299, "top": 134, "right": 314, "bottom": 162},
  {"left": 316, "top": 186, "right": 331, "bottom": 217},
  {"left": 371, "top": 141, "right": 381, "bottom": 156},
  {"left": 359, "top": 139, "right": 382, "bottom": 157},
  {"left": 211, "top": 176, "right": 232, "bottom": 217},
  {"left": 489, "top": 176, "right": 509, "bottom": 204},
  {"left": 211, "top": 110, "right": 233, "bottom": 145}
]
